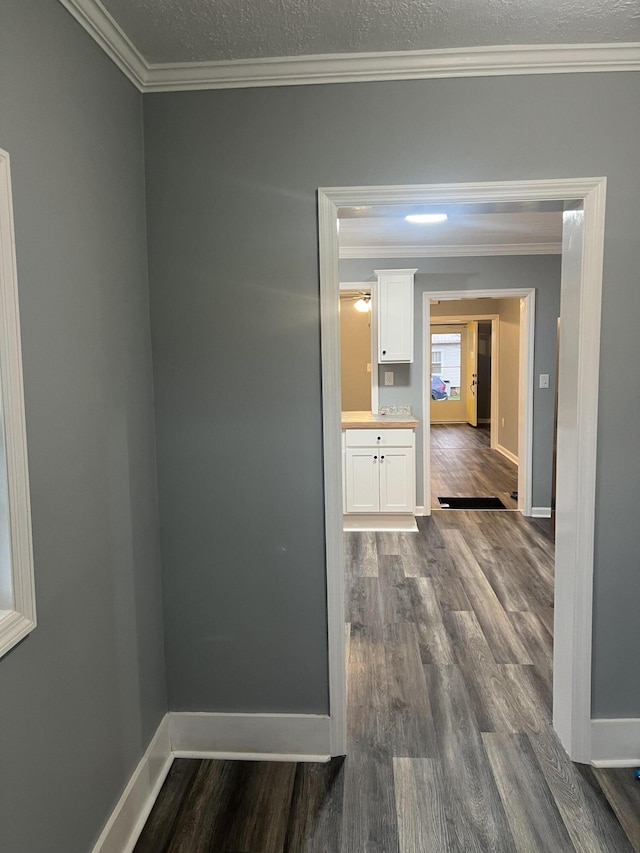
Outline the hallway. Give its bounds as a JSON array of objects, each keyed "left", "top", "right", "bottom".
[
  {"left": 430, "top": 423, "right": 518, "bottom": 508},
  {"left": 134, "top": 513, "right": 640, "bottom": 852}
]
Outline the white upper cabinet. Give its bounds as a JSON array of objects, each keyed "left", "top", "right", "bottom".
[{"left": 375, "top": 269, "right": 417, "bottom": 363}]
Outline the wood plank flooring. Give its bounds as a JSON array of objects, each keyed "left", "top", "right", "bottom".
[
  {"left": 135, "top": 511, "right": 640, "bottom": 852},
  {"left": 431, "top": 423, "right": 518, "bottom": 508}
]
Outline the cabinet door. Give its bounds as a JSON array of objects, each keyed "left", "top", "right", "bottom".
[
  {"left": 345, "top": 449, "right": 380, "bottom": 512},
  {"left": 377, "top": 272, "right": 414, "bottom": 362},
  {"left": 379, "top": 448, "right": 415, "bottom": 513}
]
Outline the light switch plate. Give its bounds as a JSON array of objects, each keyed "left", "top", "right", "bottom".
[
  {"left": 539, "top": 373, "right": 550, "bottom": 389},
  {"left": 384, "top": 371, "right": 394, "bottom": 386}
]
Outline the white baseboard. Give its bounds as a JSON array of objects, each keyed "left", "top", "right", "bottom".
[
  {"left": 343, "top": 514, "right": 418, "bottom": 532},
  {"left": 414, "top": 505, "right": 426, "bottom": 516},
  {"left": 591, "top": 718, "right": 640, "bottom": 767},
  {"left": 91, "top": 715, "right": 172, "bottom": 853},
  {"left": 495, "top": 443, "right": 519, "bottom": 466},
  {"left": 531, "top": 506, "right": 552, "bottom": 518},
  {"left": 169, "top": 712, "right": 331, "bottom": 761}
]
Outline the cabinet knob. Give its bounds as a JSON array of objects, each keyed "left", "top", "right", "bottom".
[
  {"left": 373, "top": 455, "right": 378, "bottom": 461},
  {"left": 377, "top": 436, "right": 381, "bottom": 441},
  {"left": 382, "top": 350, "right": 387, "bottom": 355},
  {"left": 380, "top": 455, "right": 385, "bottom": 461}
]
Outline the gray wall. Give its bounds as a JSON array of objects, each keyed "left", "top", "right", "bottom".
[
  {"left": 0, "top": 2, "right": 166, "bottom": 851},
  {"left": 145, "top": 72, "right": 640, "bottom": 721},
  {"left": 340, "top": 256, "right": 562, "bottom": 507}
]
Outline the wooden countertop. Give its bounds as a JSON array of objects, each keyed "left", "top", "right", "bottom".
[{"left": 341, "top": 411, "right": 419, "bottom": 429}]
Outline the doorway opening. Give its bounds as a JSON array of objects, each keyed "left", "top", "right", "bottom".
[
  {"left": 424, "top": 291, "right": 535, "bottom": 516},
  {"left": 319, "top": 179, "right": 606, "bottom": 764}
]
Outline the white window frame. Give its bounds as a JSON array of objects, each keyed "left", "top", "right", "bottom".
[{"left": 0, "top": 148, "right": 36, "bottom": 658}]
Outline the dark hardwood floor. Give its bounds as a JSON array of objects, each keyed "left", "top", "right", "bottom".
[
  {"left": 431, "top": 423, "right": 518, "bottom": 508},
  {"left": 135, "top": 512, "right": 640, "bottom": 852}
]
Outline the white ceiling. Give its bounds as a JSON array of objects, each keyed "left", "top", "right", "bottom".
[
  {"left": 98, "top": 0, "right": 639, "bottom": 64},
  {"left": 338, "top": 207, "right": 564, "bottom": 258}
]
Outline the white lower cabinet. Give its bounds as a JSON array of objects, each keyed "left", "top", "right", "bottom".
[{"left": 344, "top": 429, "right": 415, "bottom": 514}]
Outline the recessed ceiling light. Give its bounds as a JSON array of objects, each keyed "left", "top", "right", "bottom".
[{"left": 405, "top": 213, "right": 448, "bottom": 224}]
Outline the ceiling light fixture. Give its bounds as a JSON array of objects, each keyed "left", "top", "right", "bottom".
[
  {"left": 354, "top": 295, "right": 371, "bottom": 313},
  {"left": 405, "top": 213, "right": 448, "bottom": 224}
]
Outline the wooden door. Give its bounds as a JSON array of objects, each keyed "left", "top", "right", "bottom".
[{"left": 465, "top": 321, "right": 479, "bottom": 427}]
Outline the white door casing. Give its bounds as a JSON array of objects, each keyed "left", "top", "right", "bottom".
[
  {"left": 319, "top": 177, "right": 606, "bottom": 762},
  {"left": 423, "top": 290, "right": 535, "bottom": 517}
]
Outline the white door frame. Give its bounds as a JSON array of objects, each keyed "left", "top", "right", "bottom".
[
  {"left": 318, "top": 177, "right": 606, "bottom": 763},
  {"left": 424, "top": 290, "right": 535, "bottom": 517}
]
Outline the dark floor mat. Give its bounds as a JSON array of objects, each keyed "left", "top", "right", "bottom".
[{"left": 438, "top": 496, "right": 507, "bottom": 510}]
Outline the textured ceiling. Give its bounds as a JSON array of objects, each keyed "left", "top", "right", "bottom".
[
  {"left": 100, "top": 0, "right": 640, "bottom": 64},
  {"left": 338, "top": 211, "right": 563, "bottom": 255}
]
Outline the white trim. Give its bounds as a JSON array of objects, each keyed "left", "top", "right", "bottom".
[
  {"left": 590, "top": 719, "right": 640, "bottom": 767},
  {"left": 319, "top": 194, "right": 348, "bottom": 756},
  {"left": 45, "top": 15, "right": 640, "bottom": 92},
  {"left": 532, "top": 506, "right": 552, "bottom": 518},
  {"left": 339, "top": 281, "right": 372, "bottom": 292},
  {"left": 425, "top": 291, "right": 533, "bottom": 517},
  {"left": 495, "top": 443, "right": 519, "bottom": 466},
  {"left": 343, "top": 514, "right": 418, "bottom": 532},
  {"left": 0, "top": 149, "right": 36, "bottom": 660},
  {"left": 340, "top": 242, "right": 562, "bottom": 259},
  {"left": 90, "top": 716, "right": 172, "bottom": 853},
  {"left": 371, "top": 278, "right": 379, "bottom": 413},
  {"left": 319, "top": 178, "right": 606, "bottom": 764},
  {"left": 553, "top": 188, "right": 606, "bottom": 763},
  {"left": 143, "top": 44, "right": 640, "bottom": 92},
  {"left": 168, "top": 712, "right": 331, "bottom": 760},
  {"left": 57, "top": 0, "right": 147, "bottom": 89},
  {"left": 519, "top": 291, "right": 535, "bottom": 516}
]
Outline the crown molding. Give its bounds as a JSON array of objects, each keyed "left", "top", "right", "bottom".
[
  {"left": 54, "top": 3, "right": 640, "bottom": 93},
  {"left": 143, "top": 43, "right": 640, "bottom": 92},
  {"left": 57, "top": 0, "right": 147, "bottom": 89},
  {"left": 339, "top": 242, "right": 562, "bottom": 259}
]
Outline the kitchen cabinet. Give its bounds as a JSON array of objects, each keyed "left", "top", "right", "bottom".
[
  {"left": 344, "top": 428, "right": 415, "bottom": 513},
  {"left": 375, "top": 268, "right": 417, "bottom": 363}
]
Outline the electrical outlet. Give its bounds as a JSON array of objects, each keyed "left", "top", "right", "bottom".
[
  {"left": 384, "top": 371, "right": 394, "bottom": 386},
  {"left": 539, "top": 373, "right": 550, "bottom": 389}
]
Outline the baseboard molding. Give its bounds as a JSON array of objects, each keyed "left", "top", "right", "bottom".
[
  {"left": 591, "top": 718, "right": 640, "bottom": 767},
  {"left": 91, "top": 715, "right": 172, "bottom": 853},
  {"left": 169, "top": 712, "right": 331, "bottom": 761},
  {"left": 343, "top": 513, "right": 418, "bottom": 532},
  {"left": 495, "top": 443, "right": 519, "bottom": 466},
  {"left": 531, "top": 506, "right": 552, "bottom": 518}
]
